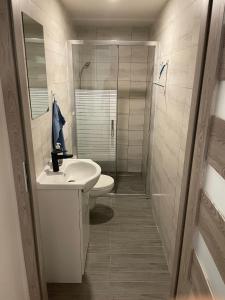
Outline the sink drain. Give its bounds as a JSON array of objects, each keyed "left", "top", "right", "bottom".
[{"left": 68, "top": 179, "right": 76, "bottom": 183}]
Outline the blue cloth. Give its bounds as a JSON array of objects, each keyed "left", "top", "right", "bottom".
[{"left": 52, "top": 101, "right": 67, "bottom": 152}]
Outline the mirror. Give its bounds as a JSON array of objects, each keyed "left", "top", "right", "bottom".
[{"left": 22, "top": 13, "right": 49, "bottom": 119}]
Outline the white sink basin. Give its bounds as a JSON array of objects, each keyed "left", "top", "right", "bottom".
[{"left": 37, "top": 159, "right": 101, "bottom": 192}]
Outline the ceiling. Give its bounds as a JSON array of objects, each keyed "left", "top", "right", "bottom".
[{"left": 61, "top": 0, "right": 168, "bottom": 26}]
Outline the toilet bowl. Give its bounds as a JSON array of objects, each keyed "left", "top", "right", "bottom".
[{"left": 89, "top": 174, "right": 114, "bottom": 209}]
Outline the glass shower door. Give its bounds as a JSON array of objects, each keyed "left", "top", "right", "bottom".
[
  {"left": 73, "top": 44, "right": 118, "bottom": 178},
  {"left": 75, "top": 89, "right": 117, "bottom": 173}
]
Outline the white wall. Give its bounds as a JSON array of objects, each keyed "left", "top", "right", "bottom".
[{"left": 0, "top": 81, "right": 30, "bottom": 300}]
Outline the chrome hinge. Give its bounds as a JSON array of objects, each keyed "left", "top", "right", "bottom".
[{"left": 22, "top": 161, "right": 28, "bottom": 193}]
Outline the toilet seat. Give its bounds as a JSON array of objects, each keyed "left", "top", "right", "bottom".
[{"left": 90, "top": 174, "right": 114, "bottom": 197}]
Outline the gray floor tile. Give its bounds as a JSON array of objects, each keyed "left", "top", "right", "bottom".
[
  {"left": 114, "top": 295, "right": 167, "bottom": 300},
  {"left": 109, "top": 231, "right": 161, "bottom": 241},
  {"left": 83, "top": 271, "right": 110, "bottom": 282},
  {"left": 109, "top": 271, "right": 170, "bottom": 282},
  {"left": 110, "top": 282, "right": 169, "bottom": 296},
  {"left": 48, "top": 196, "right": 170, "bottom": 300},
  {"left": 116, "top": 174, "right": 146, "bottom": 194}
]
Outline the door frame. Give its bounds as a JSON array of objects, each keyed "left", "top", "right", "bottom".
[
  {"left": 169, "top": 0, "right": 213, "bottom": 295},
  {"left": 0, "top": 0, "right": 43, "bottom": 299},
  {"left": 9, "top": 0, "right": 50, "bottom": 298},
  {"left": 2, "top": 0, "right": 216, "bottom": 298},
  {"left": 176, "top": 0, "right": 225, "bottom": 294}
]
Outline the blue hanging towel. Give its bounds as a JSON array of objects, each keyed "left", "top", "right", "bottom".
[{"left": 52, "top": 100, "right": 67, "bottom": 152}]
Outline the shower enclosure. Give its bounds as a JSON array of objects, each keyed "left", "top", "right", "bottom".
[{"left": 71, "top": 40, "right": 155, "bottom": 194}]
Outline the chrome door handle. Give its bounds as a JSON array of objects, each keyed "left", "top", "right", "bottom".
[{"left": 111, "top": 120, "right": 114, "bottom": 137}]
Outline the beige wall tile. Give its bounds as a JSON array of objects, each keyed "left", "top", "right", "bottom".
[
  {"left": 77, "top": 27, "right": 97, "bottom": 39},
  {"left": 79, "top": 45, "right": 96, "bottom": 62},
  {"left": 96, "top": 45, "right": 118, "bottom": 63},
  {"left": 117, "top": 130, "right": 128, "bottom": 145},
  {"left": 128, "top": 159, "right": 142, "bottom": 172},
  {"left": 117, "top": 145, "right": 128, "bottom": 159},
  {"left": 95, "top": 80, "right": 117, "bottom": 90},
  {"left": 130, "top": 99, "right": 145, "bottom": 114},
  {"left": 118, "top": 80, "right": 130, "bottom": 98},
  {"left": 118, "top": 99, "right": 129, "bottom": 114},
  {"left": 118, "top": 114, "right": 129, "bottom": 130},
  {"left": 128, "top": 130, "right": 144, "bottom": 145},
  {"left": 119, "top": 63, "right": 131, "bottom": 80},
  {"left": 111, "top": 28, "right": 132, "bottom": 40},
  {"left": 96, "top": 63, "right": 117, "bottom": 81},
  {"left": 131, "top": 46, "right": 148, "bottom": 63},
  {"left": 80, "top": 80, "right": 96, "bottom": 89},
  {"left": 132, "top": 27, "right": 149, "bottom": 41},
  {"left": 128, "top": 146, "right": 143, "bottom": 159},
  {"left": 97, "top": 27, "right": 114, "bottom": 40},
  {"left": 130, "top": 81, "right": 147, "bottom": 99},
  {"left": 119, "top": 46, "right": 132, "bottom": 63},
  {"left": 149, "top": 0, "right": 202, "bottom": 272},
  {"left": 131, "top": 63, "right": 148, "bottom": 82},
  {"left": 117, "top": 159, "right": 128, "bottom": 172},
  {"left": 129, "top": 115, "right": 144, "bottom": 130},
  {"left": 77, "top": 26, "right": 149, "bottom": 42}
]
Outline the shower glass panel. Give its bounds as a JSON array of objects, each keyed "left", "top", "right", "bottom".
[
  {"left": 116, "top": 45, "right": 150, "bottom": 194},
  {"left": 72, "top": 44, "right": 118, "bottom": 179},
  {"left": 72, "top": 41, "right": 155, "bottom": 194}
]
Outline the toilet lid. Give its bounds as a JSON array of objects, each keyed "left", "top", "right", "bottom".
[{"left": 92, "top": 175, "right": 114, "bottom": 191}]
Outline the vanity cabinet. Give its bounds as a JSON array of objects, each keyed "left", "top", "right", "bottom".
[{"left": 37, "top": 188, "right": 90, "bottom": 283}]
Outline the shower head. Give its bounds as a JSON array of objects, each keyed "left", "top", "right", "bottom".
[
  {"left": 84, "top": 62, "right": 91, "bottom": 68},
  {"left": 79, "top": 62, "right": 91, "bottom": 89},
  {"left": 80, "top": 62, "right": 91, "bottom": 75}
]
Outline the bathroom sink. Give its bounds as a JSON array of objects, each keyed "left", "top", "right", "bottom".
[{"left": 37, "top": 159, "right": 101, "bottom": 192}]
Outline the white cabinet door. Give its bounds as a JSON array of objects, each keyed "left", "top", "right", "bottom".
[{"left": 38, "top": 189, "right": 82, "bottom": 283}]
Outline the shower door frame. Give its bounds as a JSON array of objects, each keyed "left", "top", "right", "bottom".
[
  {"left": 70, "top": 39, "right": 157, "bottom": 193},
  {"left": 70, "top": 40, "right": 157, "bottom": 46}
]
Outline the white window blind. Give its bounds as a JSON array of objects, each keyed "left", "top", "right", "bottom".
[{"left": 74, "top": 89, "right": 117, "bottom": 163}]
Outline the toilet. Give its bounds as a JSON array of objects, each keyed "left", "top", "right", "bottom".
[{"left": 89, "top": 174, "right": 114, "bottom": 209}]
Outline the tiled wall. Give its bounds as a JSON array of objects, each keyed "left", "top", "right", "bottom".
[
  {"left": 118, "top": 45, "right": 149, "bottom": 173},
  {"left": 149, "top": 0, "right": 202, "bottom": 272},
  {"left": 74, "top": 27, "right": 153, "bottom": 173},
  {"left": 18, "top": 0, "right": 76, "bottom": 176},
  {"left": 76, "top": 26, "right": 149, "bottom": 41}
]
